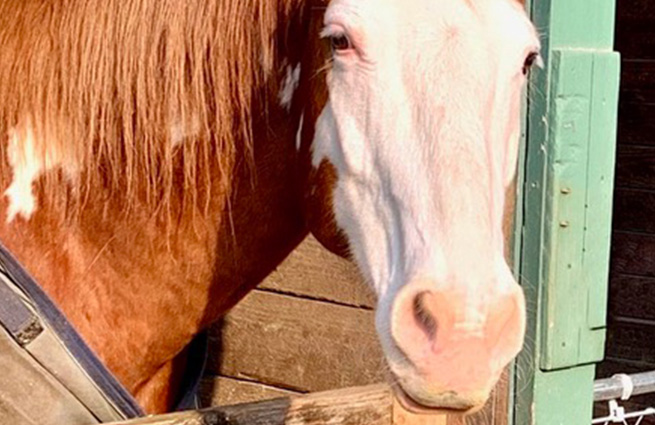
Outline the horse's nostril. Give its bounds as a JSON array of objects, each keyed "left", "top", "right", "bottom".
[{"left": 412, "top": 292, "right": 438, "bottom": 342}]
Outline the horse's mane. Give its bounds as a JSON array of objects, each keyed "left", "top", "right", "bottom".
[{"left": 0, "top": 0, "right": 303, "bottom": 217}]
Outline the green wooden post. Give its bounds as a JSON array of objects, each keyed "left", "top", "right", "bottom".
[{"left": 514, "top": 0, "right": 620, "bottom": 424}]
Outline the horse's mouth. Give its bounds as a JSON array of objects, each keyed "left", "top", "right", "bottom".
[{"left": 393, "top": 385, "right": 484, "bottom": 416}]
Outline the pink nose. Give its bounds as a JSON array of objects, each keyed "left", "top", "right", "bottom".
[{"left": 390, "top": 278, "right": 525, "bottom": 401}]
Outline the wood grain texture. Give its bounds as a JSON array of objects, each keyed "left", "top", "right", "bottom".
[
  {"left": 199, "top": 377, "right": 299, "bottom": 407},
  {"left": 608, "top": 274, "right": 655, "bottom": 322},
  {"left": 208, "top": 290, "right": 386, "bottom": 392},
  {"left": 107, "top": 385, "right": 396, "bottom": 425},
  {"left": 597, "top": 359, "right": 653, "bottom": 378},
  {"left": 112, "top": 383, "right": 505, "bottom": 425},
  {"left": 611, "top": 232, "right": 655, "bottom": 277},
  {"left": 605, "top": 321, "right": 655, "bottom": 368},
  {"left": 612, "top": 189, "right": 655, "bottom": 233},
  {"left": 259, "top": 236, "right": 375, "bottom": 308},
  {"left": 617, "top": 102, "right": 655, "bottom": 146},
  {"left": 204, "top": 290, "right": 507, "bottom": 424},
  {"left": 615, "top": 145, "right": 655, "bottom": 189},
  {"left": 620, "top": 61, "right": 655, "bottom": 104},
  {"left": 597, "top": 5, "right": 655, "bottom": 423},
  {"left": 615, "top": 0, "right": 655, "bottom": 59},
  {"left": 393, "top": 398, "right": 447, "bottom": 425}
]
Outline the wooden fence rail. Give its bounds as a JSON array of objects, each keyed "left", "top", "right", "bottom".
[{"left": 106, "top": 385, "right": 457, "bottom": 425}]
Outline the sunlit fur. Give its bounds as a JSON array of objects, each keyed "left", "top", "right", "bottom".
[
  {"left": 311, "top": 0, "right": 539, "bottom": 410},
  {"left": 0, "top": 0, "right": 307, "bottom": 412},
  {"left": 0, "top": 0, "right": 537, "bottom": 414},
  {"left": 0, "top": 0, "right": 295, "bottom": 218}
]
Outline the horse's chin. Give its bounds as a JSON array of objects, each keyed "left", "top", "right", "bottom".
[{"left": 393, "top": 384, "right": 487, "bottom": 416}]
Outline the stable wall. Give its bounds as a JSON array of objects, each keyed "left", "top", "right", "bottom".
[{"left": 596, "top": 0, "right": 655, "bottom": 417}]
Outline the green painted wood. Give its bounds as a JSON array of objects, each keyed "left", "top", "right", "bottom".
[
  {"left": 539, "top": 50, "right": 620, "bottom": 371},
  {"left": 549, "top": 2, "right": 616, "bottom": 49},
  {"left": 578, "top": 52, "right": 620, "bottom": 367},
  {"left": 532, "top": 366, "right": 597, "bottom": 425},
  {"left": 540, "top": 49, "right": 595, "bottom": 370},
  {"left": 514, "top": 0, "right": 620, "bottom": 423},
  {"left": 584, "top": 53, "right": 620, "bottom": 332}
]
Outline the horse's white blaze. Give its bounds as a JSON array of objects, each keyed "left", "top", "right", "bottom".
[
  {"left": 4, "top": 122, "right": 78, "bottom": 222},
  {"left": 312, "top": 0, "right": 539, "bottom": 408}
]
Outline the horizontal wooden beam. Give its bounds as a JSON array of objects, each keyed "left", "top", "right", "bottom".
[{"left": 105, "top": 385, "right": 452, "bottom": 425}]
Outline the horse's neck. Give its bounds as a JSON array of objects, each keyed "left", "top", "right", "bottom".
[{"left": 0, "top": 104, "right": 307, "bottom": 411}]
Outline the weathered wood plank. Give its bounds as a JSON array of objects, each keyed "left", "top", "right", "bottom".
[
  {"left": 259, "top": 236, "right": 375, "bottom": 308},
  {"left": 486, "top": 369, "right": 509, "bottom": 425},
  {"left": 620, "top": 61, "right": 655, "bottom": 104},
  {"left": 596, "top": 359, "right": 652, "bottom": 379},
  {"left": 201, "top": 373, "right": 510, "bottom": 425},
  {"left": 618, "top": 102, "right": 655, "bottom": 146},
  {"left": 208, "top": 290, "right": 386, "bottom": 392},
  {"left": 605, "top": 322, "right": 655, "bottom": 368},
  {"left": 392, "top": 398, "right": 447, "bottom": 425},
  {"left": 615, "top": 0, "right": 655, "bottom": 60},
  {"left": 615, "top": 145, "right": 655, "bottom": 189},
  {"left": 618, "top": 102, "right": 655, "bottom": 147},
  {"left": 609, "top": 274, "right": 655, "bottom": 322},
  {"left": 611, "top": 232, "right": 655, "bottom": 278},
  {"left": 612, "top": 189, "right": 655, "bottom": 234},
  {"left": 598, "top": 1, "right": 655, "bottom": 422},
  {"left": 199, "top": 377, "right": 300, "bottom": 407},
  {"left": 107, "top": 385, "right": 397, "bottom": 425},
  {"left": 108, "top": 383, "right": 505, "bottom": 425},
  {"left": 206, "top": 289, "right": 507, "bottom": 424}
]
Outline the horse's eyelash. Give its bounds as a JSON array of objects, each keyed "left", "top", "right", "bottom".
[{"left": 320, "top": 26, "right": 345, "bottom": 39}]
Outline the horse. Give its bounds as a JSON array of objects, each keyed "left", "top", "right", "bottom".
[{"left": 0, "top": 0, "right": 540, "bottom": 415}]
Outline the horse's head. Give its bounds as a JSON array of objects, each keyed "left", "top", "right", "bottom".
[{"left": 292, "top": 0, "right": 540, "bottom": 413}]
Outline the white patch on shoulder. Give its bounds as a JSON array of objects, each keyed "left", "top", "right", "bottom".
[
  {"left": 279, "top": 64, "right": 301, "bottom": 111},
  {"left": 170, "top": 115, "right": 201, "bottom": 148},
  {"left": 5, "top": 126, "right": 40, "bottom": 222},
  {"left": 4, "top": 122, "right": 78, "bottom": 223}
]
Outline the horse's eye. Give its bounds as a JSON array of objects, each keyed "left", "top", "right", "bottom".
[
  {"left": 522, "top": 52, "right": 540, "bottom": 75},
  {"left": 330, "top": 34, "right": 352, "bottom": 52}
]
